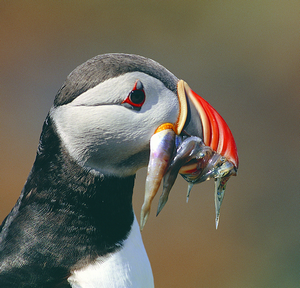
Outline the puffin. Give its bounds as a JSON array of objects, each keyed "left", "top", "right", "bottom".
[{"left": 0, "top": 53, "right": 238, "bottom": 287}]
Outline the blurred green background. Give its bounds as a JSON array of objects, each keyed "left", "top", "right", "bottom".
[{"left": 1, "top": 1, "right": 299, "bottom": 287}]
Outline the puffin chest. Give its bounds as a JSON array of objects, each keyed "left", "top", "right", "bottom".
[{"left": 67, "top": 217, "right": 154, "bottom": 288}]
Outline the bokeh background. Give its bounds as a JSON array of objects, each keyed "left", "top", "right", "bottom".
[{"left": 1, "top": 1, "right": 299, "bottom": 287}]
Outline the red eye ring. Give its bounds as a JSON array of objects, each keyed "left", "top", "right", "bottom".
[{"left": 122, "top": 80, "right": 146, "bottom": 108}]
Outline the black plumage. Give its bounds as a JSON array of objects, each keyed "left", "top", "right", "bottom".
[{"left": 0, "top": 116, "right": 135, "bottom": 287}]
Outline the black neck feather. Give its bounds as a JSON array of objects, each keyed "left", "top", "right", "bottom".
[{"left": 0, "top": 115, "right": 135, "bottom": 287}]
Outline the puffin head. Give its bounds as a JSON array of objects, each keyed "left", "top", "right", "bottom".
[{"left": 50, "top": 53, "right": 238, "bottom": 230}]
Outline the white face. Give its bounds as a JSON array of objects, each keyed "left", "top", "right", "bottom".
[{"left": 51, "top": 71, "right": 179, "bottom": 177}]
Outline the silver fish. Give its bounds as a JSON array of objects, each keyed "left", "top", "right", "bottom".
[
  {"left": 140, "top": 128, "right": 175, "bottom": 231},
  {"left": 158, "top": 135, "right": 237, "bottom": 229}
]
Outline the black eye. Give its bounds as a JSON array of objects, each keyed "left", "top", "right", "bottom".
[
  {"left": 129, "top": 89, "right": 145, "bottom": 105},
  {"left": 121, "top": 80, "right": 146, "bottom": 110}
]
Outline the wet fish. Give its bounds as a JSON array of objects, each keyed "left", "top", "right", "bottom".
[
  {"left": 159, "top": 135, "right": 237, "bottom": 229},
  {"left": 140, "top": 127, "right": 237, "bottom": 230},
  {"left": 140, "top": 127, "right": 175, "bottom": 231}
]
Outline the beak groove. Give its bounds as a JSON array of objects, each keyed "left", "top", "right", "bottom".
[{"left": 179, "top": 80, "right": 239, "bottom": 168}]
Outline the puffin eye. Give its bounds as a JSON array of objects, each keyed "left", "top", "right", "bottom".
[
  {"left": 122, "top": 80, "right": 146, "bottom": 110},
  {"left": 130, "top": 89, "right": 145, "bottom": 105}
]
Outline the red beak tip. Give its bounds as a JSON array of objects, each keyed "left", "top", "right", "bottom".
[{"left": 188, "top": 87, "right": 239, "bottom": 170}]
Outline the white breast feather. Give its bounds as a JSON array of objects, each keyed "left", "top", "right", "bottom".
[{"left": 67, "top": 216, "right": 154, "bottom": 288}]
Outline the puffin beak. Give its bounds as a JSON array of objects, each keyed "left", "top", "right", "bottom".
[{"left": 140, "top": 80, "right": 239, "bottom": 231}]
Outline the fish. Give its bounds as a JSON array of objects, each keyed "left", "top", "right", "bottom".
[{"left": 140, "top": 128, "right": 237, "bottom": 230}]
